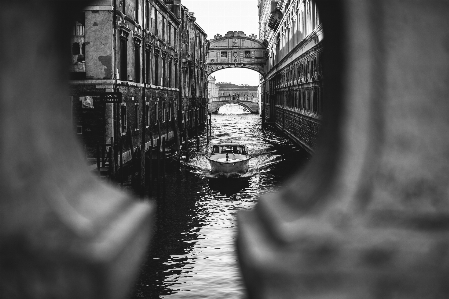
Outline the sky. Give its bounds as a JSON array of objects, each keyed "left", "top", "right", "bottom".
[{"left": 181, "top": 0, "right": 261, "bottom": 86}]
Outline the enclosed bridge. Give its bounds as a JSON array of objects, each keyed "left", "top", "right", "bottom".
[{"left": 206, "top": 31, "right": 268, "bottom": 77}]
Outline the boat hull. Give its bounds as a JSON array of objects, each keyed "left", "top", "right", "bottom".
[{"left": 209, "top": 157, "right": 249, "bottom": 177}]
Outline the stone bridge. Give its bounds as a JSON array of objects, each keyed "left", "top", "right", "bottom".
[
  {"left": 205, "top": 31, "right": 268, "bottom": 77},
  {"left": 208, "top": 100, "right": 259, "bottom": 114}
]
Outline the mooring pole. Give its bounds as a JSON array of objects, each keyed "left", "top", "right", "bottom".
[
  {"left": 110, "top": 137, "right": 115, "bottom": 177},
  {"left": 120, "top": 146, "right": 123, "bottom": 185},
  {"left": 162, "top": 137, "right": 166, "bottom": 177},
  {"left": 209, "top": 113, "right": 212, "bottom": 139},
  {"left": 148, "top": 132, "right": 153, "bottom": 194},
  {"left": 97, "top": 142, "right": 100, "bottom": 170}
]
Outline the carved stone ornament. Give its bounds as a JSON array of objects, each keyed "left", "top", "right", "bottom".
[
  {"left": 0, "top": 2, "right": 154, "bottom": 299},
  {"left": 237, "top": 0, "right": 449, "bottom": 298}
]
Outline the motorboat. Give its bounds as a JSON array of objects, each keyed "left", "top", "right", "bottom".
[{"left": 208, "top": 143, "right": 250, "bottom": 177}]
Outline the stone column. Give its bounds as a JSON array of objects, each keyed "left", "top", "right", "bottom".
[
  {"left": 238, "top": 0, "right": 449, "bottom": 298},
  {"left": 0, "top": 1, "right": 154, "bottom": 298}
]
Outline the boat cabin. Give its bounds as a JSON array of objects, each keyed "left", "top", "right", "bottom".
[{"left": 212, "top": 144, "right": 247, "bottom": 155}]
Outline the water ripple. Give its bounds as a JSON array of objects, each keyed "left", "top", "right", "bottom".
[{"left": 130, "top": 113, "right": 310, "bottom": 299}]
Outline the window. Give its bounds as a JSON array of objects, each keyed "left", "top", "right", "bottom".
[
  {"left": 135, "top": 0, "right": 140, "bottom": 23},
  {"left": 154, "top": 54, "right": 158, "bottom": 85},
  {"left": 134, "top": 103, "right": 140, "bottom": 130},
  {"left": 151, "top": 6, "right": 155, "bottom": 33},
  {"left": 169, "top": 60, "right": 172, "bottom": 88},
  {"left": 120, "top": 104, "right": 127, "bottom": 133},
  {"left": 174, "top": 63, "right": 178, "bottom": 87},
  {"left": 168, "top": 103, "right": 172, "bottom": 121},
  {"left": 145, "top": 102, "right": 150, "bottom": 127},
  {"left": 161, "top": 17, "right": 166, "bottom": 41},
  {"left": 221, "top": 51, "right": 227, "bottom": 58},
  {"left": 166, "top": 21, "right": 169, "bottom": 43},
  {"left": 120, "top": 38, "right": 127, "bottom": 81},
  {"left": 155, "top": 101, "right": 159, "bottom": 122},
  {"left": 77, "top": 126, "right": 82, "bottom": 134},
  {"left": 168, "top": 24, "right": 172, "bottom": 46},
  {"left": 134, "top": 43, "right": 141, "bottom": 83},
  {"left": 161, "top": 58, "right": 167, "bottom": 86},
  {"left": 162, "top": 57, "right": 166, "bottom": 87},
  {"left": 146, "top": 49, "right": 151, "bottom": 83},
  {"left": 156, "top": 11, "right": 162, "bottom": 37},
  {"left": 174, "top": 28, "right": 177, "bottom": 48},
  {"left": 313, "top": 88, "right": 318, "bottom": 113},
  {"left": 145, "top": 1, "right": 149, "bottom": 30},
  {"left": 245, "top": 51, "right": 251, "bottom": 58}
]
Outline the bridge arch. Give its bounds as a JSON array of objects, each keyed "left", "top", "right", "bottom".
[
  {"left": 206, "top": 31, "right": 268, "bottom": 77},
  {"left": 208, "top": 100, "right": 259, "bottom": 114}
]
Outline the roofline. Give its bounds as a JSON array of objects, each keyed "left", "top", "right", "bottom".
[
  {"left": 154, "top": 0, "right": 181, "bottom": 25},
  {"left": 180, "top": 4, "right": 207, "bottom": 37}
]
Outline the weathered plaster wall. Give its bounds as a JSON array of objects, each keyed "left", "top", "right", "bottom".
[{"left": 85, "top": 10, "right": 113, "bottom": 79}]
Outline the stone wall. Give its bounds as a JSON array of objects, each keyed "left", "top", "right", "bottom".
[
  {"left": 275, "top": 106, "right": 321, "bottom": 152},
  {"left": 238, "top": 0, "right": 449, "bottom": 298}
]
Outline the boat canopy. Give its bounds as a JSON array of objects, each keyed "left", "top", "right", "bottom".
[{"left": 212, "top": 144, "right": 247, "bottom": 154}]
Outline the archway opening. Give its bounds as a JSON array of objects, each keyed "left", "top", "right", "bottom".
[
  {"left": 208, "top": 68, "right": 261, "bottom": 115},
  {"left": 217, "top": 103, "right": 251, "bottom": 115}
]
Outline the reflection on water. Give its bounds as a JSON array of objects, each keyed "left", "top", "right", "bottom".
[
  {"left": 208, "top": 177, "right": 250, "bottom": 196},
  {"left": 130, "top": 111, "right": 310, "bottom": 299},
  {"left": 217, "top": 104, "right": 251, "bottom": 115}
]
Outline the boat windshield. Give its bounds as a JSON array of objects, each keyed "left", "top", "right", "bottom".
[{"left": 212, "top": 145, "right": 246, "bottom": 154}]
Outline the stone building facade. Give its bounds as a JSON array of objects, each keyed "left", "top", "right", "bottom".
[
  {"left": 215, "top": 82, "right": 259, "bottom": 102},
  {"left": 207, "top": 75, "right": 218, "bottom": 102},
  {"left": 259, "top": 0, "right": 322, "bottom": 153},
  {"left": 178, "top": 8, "right": 209, "bottom": 134},
  {"left": 70, "top": 0, "right": 207, "bottom": 166}
]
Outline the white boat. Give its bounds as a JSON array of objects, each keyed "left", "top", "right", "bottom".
[{"left": 208, "top": 143, "right": 250, "bottom": 177}]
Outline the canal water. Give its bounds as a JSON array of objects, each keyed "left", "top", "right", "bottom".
[{"left": 129, "top": 104, "right": 311, "bottom": 299}]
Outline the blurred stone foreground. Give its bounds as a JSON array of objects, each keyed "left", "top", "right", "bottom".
[{"left": 1, "top": 0, "right": 449, "bottom": 299}]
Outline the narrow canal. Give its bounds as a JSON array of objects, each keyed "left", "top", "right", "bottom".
[{"left": 129, "top": 105, "right": 311, "bottom": 299}]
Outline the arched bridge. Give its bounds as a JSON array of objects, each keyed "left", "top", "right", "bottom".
[
  {"left": 208, "top": 99, "right": 259, "bottom": 114},
  {"left": 206, "top": 31, "right": 268, "bottom": 76}
]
